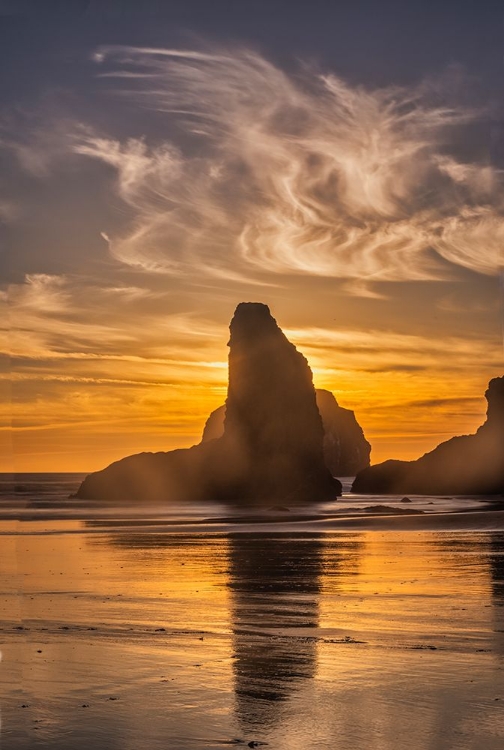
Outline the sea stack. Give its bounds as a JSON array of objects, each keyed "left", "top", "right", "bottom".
[
  {"left": 202, "top": 388, "right": 370, "bottom": 476},
  {"left": 76, "top": 303, "right": 341, "bottom": 504},
  {"left": 352, "top": 376, "right": 504, "bottom": 495},
  {"left": 221, "top": 302, "right": 340, "bottom": 502},
  {"left": 315, "top": 389, "right": 371, "bottom": 476}
]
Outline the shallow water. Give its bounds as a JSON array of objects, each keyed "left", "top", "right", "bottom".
[{"left": 1, "top": 475, "right": 504, "bottom": 749}]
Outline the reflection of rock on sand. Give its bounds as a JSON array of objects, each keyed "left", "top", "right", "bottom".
[
  {"left": 227, "top": 533, "right": 323, "bottom": 729},
  {"left": 487, "top": 533, "right": 504, "bottom": 657}
]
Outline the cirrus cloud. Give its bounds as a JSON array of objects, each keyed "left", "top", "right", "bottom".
[{"left": 69, "top": 45, "right": 504, "bottom": 289}]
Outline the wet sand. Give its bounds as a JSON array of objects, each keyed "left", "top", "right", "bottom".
[
  {"left": 1, "top": 506, "right": 504, "bottom": 749},
  {"left": 2, "top": 503, "right": 504, "bottom": 531}
]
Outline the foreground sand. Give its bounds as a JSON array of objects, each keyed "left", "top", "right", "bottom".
[{"left": 1, "top": 509, "right": 503, "bottom": 750}]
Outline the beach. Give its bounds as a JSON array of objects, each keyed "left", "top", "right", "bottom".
[{"left": 1, "top": 474, "right": 504, "bottom": 749}]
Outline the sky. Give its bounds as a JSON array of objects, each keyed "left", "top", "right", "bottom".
[{"left": 1, "top": 0, "right": 504, "bottom": 472}]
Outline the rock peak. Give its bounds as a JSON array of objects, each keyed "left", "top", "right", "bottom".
[
  {"left": 234, "top": 301, "right": 272, "bottom": 317},
  {"left": 224, "top": 302, "right": 339, "bottom": 502},
  {"left": 228, "top": 302, "right": 278, "bottom": 344},
  {"left": 485, "top": 376, "right": 504, "bottom": 427}
]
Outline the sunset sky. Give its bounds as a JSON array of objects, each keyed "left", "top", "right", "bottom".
[{"left": 2, "top": 0, "right": 504, "bottom": 472}]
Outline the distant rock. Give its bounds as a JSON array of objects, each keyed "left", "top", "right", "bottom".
[
  {"left": 315, "top": 389, "right": 371, "bottom": 476},
  {"left": 76, "top": 303, "right": 341, "bottom": 504},
  {"left": 201, "top": 406, "right": 226, "bottom": 443},
  {"left": 352, "top": 376, "right": 504, "bottom": 495},
  {"left": 202, "top": 388, "right": 370, "bottom": 477}
]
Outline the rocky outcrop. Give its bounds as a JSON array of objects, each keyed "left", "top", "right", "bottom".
[
  {"left": 201, "top": 406, "right": 226, "bottom": 443},
  {"left": 352, "top": 376, "right": 504, "bottom": 495},
  {"left": 74, "top": 441, "right": 228, "bottom": 504},
  {"left": 202, "top": 388, "right": 370, "bottom": 476},
  {"left": 222, "top": 303, "right": 341, "bottom": 502},
  {"left": 76, "top": 303, "right": 341, "bottom": 504},
  {"left": 315, "top": 389, "right": 371, "bottom": 476}
]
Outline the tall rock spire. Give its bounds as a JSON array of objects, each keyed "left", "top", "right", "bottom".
[{"left": 221, "top": 302, "right": 339, "bottom": 502}]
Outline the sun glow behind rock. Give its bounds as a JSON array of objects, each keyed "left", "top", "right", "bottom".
[
  {"left": 2, "top": 44, "right": 504, "bottom": 471},
  {"left": 3, "top": 272, "right": 501, "bottom": 470}
]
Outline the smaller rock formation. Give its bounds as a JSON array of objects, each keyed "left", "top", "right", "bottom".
[
  {"left": 202, "top": 388, "right": 370, "bottom": 476},
  {"left": 315, "top": 389, "right": 371, "bottom": 476},
  {"left": 201, "top": 407, "right": 226, "bottom": 443},
  {"left": 352, "top": 376, "right": 504, "bottom": 495}
]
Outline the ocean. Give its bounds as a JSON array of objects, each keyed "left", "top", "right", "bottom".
[
  {"left": 1, "top": 474, "right": 503, "bottom": 749},
  {"left": 0, "top": 473, "right": 497, "bottom": 528}
]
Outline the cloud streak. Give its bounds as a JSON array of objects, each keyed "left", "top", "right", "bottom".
[
  {"left": 4, "top": 274, "right": 226, "bottom": 365},
  {"left": 70, "top": 45, "right": 504, "bottom": 289}
]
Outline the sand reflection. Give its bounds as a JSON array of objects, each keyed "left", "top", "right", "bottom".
[
  {"left": 227, "top": 532, "right": 322, "bottom": 728},
  {"left": 487, "top": 533, "right": 504, "bottom": 603},
  {"left": 3, "top": 522, "right": 504, "bottom": 749},
  {"left": 486, "top": 533, "right": 504, "bottom": 657}
]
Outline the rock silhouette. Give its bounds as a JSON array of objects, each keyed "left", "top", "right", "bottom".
[
  {"left": 202, "top": 388, "right": 370, "bottom": 476},
  {"left": 315, "top": 389, "right": 371, "bottom": 476},
  {"left": 76, "top": 303, "right": 341, "bottom": 504},
  {"left": 223, "top": 302, "right": 341, "bottom": 502},
  {"left": 352, "top": 376, "right": 504, "bottom": 495}
]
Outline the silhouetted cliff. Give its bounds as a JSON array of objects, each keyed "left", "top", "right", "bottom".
[
  {"left": 316, "top": 389, "right": 371, "bottom": 476},
  {"left": 201, "top": 407, "right": 226, "bottom": 443},
  {"left": 202, "top": 388, "right": 370, "bottom": 476},
  {"left": 76, "top": 303, "right": 341, "bottom": 504},
  {"left": 222, "top": 302, "right": 340, "bottom": 502},
  {"left": 352, "top": 376, "right": 504, "bottom": 495}
]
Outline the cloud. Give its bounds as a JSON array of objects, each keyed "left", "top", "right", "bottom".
[
  {"left": 404, "top": 396, "right": 480, "bottom": 408},
  {"left": 1, "top": 117, "right": 89, "bottom": 177},
  {"left": 66, "top": 44, "right": 504, "bottom": 289},
  {"left": 3, "top": 273, "right": 226, "bottom": 363},
  {"left": 362, "top": 365, "right": 427, "bottom": 373},
  {"left": 0, "top": 200, "right": 18, "bottom": 223},
  {"left": 13, "top": 273, "right": 70, "bottom": 313},
  {"left": 284, "top": 325, "right": 503, "bottom": 375}
]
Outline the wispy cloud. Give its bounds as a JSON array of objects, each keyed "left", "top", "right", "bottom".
[
  {"left": 404, "top": 396, "right": 479, "bottom": 408},
  {"left": 0, "top": 199, "right": 18, "bottom": 223},
  {"left": 286, "top": 325, "right": 503, "bottom": 366},
  {"left": 66, "top": 45, "right": 504, "bottom": 289},
  {"left": 4, "top": 273, "right": 226, "bottom": 364}
]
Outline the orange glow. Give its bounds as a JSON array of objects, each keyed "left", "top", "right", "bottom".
[{"left": 4, "top": 283, "right": 502, "bottom": 471}]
